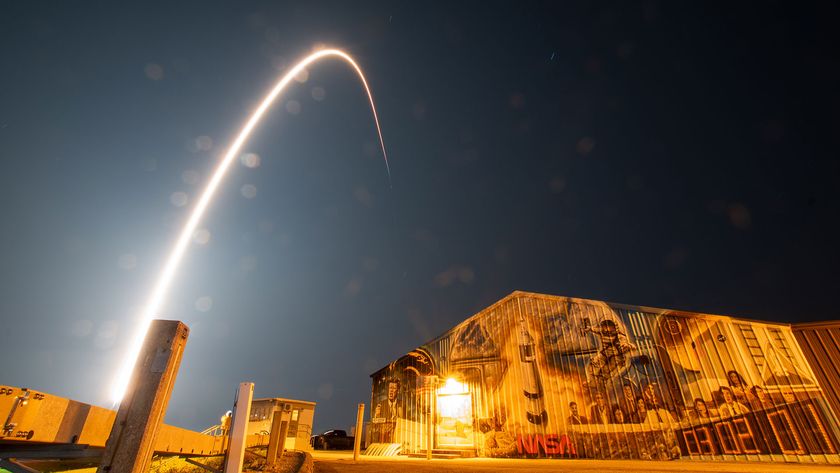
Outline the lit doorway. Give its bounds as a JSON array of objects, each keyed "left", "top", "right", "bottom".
[{"left": 436, "top": 378, "right": 474, "bottom": 448}]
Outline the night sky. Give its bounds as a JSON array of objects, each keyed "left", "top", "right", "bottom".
[{"left": 2, "top": 1, "right": 839, "bottom": 434}]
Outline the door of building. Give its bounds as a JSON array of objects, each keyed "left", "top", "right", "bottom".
[{"left": 436, "top": 379, "right": 474, "bottom": 448}]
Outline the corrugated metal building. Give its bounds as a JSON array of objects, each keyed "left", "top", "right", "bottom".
[{"left": 369, "top": 291, "right": 840, "bottom": 462}]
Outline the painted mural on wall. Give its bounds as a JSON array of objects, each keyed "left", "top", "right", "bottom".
[{"left": 369, "top": 292, "right": 840, "bottom": 461}]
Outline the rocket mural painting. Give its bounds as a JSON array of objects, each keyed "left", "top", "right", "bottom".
[{"left": 369, "top": 292, "right": 840, "bottom": 462}]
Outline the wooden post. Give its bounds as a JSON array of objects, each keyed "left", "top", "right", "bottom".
[
  {"left": 426, "top": 411, "right": 433, "bottom": 460},
  {"left": 97, "top": 320, "right": 189, "bottom": 473},
  {"left": 265, "top": 409, "right": 285, "bottom": 467},
  {"left": 427, "top": 376, "right": 435, "bottom": 461},
  {"left": 353, "top": 403, "right": 365, "bottom": 461},
  {"left": 223, "top": 382, "right": 254, "bottom": 473}
]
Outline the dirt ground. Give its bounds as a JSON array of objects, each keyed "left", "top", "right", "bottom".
[{"left": 312, "top": 450, "right": 840, "bottom": 473}]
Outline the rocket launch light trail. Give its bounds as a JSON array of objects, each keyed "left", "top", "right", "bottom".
[{"left": 110, "top": 49, "right": 390, "bottom": 403}]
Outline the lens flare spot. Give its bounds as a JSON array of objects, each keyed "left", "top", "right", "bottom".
[
  {"left": 170, "top": 192, "right": 188, "bottom": 207},
  {"left": 264, "top": 27, "right": 281, "bottom": 44},
  {"left": 239, "top": 255, "right": 257, "bottom": 273},
  {"left": 413, "top": 102, "right": 427, "bottom": 120},
  {"left": 193, "top": 228, "right": 211, "bottom": 245},
  {"left": 145, "top": 63, "right": 164, "bottom": 81},
  {"left": 353, "top": 187, "right": 373, "bottom": 207},
  {"left": 434, "top": 265, "right": 475, "bottom": 287},
  {"left": 258, "top": 219, "right": 275, "bottom": 234},
  {"left": 270, "top": 55, "right": 286, "bottom": 71},
  {"left": 118, "top": 253, "right": 137, "bottom": 270},
  {"left": 294, "top": 69, "right": 309, "bottom": 83},
  {"left": 576, "top": 136, "right": 596, "bottom": 155},
  {"left": 195, "top": 296, "right": 213, "bottom": 312},
  {"left": 363, "top": 358, "right": 379, "bottom": 373},
  {"left": 311, "top": 86, "right": 326, "bottom": 101},
  {"left": 317, "top": 383, "right": 334, "bottom": 400},
  {"left": 182, "top": 169, "right": 200, "bottom": 185},
  {"left": 240, "top": 153, "right": 261, "bottom": 168},
  {"left": 729, "top": 203, "right": 752, "bottom": 230},
  {"left": 240, "top": 184, "right": 257, "bottom": 199},
  {"left": 70, "top": 319, "right": 93, "bottom": 337},
  {"left": 509, "top": 92, "right": 526, "bottom": 109},
  {"left": 285, "top": 100, "right": 301, "bottom": 115},
  {"left": 95, "top": 321, "right": 119, "bottom": 349},
  {"left": 344, "top": 276, "right": 363, "bottom": 296},
  {"left": 362, "top": 257, "right": 379, "bottom": 272},
  {"left": 142, "top": 158, "right": 158, "bottom": 172},
  {"left": 549, "top": 176, "right": 566, "bottom": 193},
  {"left": 195, "top": 135, "right": 214, "bottom": 151}
]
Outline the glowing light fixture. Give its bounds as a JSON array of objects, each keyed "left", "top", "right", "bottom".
[{"left": 439, "top": 377, "right": 467, "bottom": 395}]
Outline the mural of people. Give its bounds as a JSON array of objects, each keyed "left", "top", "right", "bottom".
[
  {"left": 369, "top": 293, "right": 840, "bottom": 461},
  {"left": 643, "top": 400, "right": 676, "bottom": 427},
  {"left": 727, "top": 370, "right": 757, "bottom": 405},
  {"left": 750, "top": 385, "right": 775, "bottom": 410},
  {"left": 631, "top": 397, "right": 647, "bottom": 424},
  {"left": 371, "top": 378, "right": 402, "bottom": 443},
  {"left": 618, "top": 383, "right": 638, "bottom": 422},
  {"left": 589, "top": 391, "right": 610, "bottom": 425},
  {"left": 374, "top": 379, "right": 403, "bottom": 422},
  {"left": 689, "top": 398, "right": 712, "bottom": 422},
  {"left": 612, "top": 405, "right": 627, "bottom": 424},
  {"left": 567, "top": 401, "right": 588, "bottom": 425},
  {"left": 642, "top": 382, "right": 666, "bottom": 411},
  {"left": 717, "top": 386, "right": 750, "bottom": 418}
]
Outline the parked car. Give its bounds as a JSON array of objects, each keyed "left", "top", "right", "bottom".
[{"left": 310, "top": 429, "right": 355, "bottom": 450}]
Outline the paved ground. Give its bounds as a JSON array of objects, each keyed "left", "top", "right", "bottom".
[{"left": 312, "top": 450, "right": 840, "bottom": 473}]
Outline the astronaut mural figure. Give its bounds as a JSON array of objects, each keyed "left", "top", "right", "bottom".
[{"left": 584, "top": 319, "right": 637, "bottom": 386}]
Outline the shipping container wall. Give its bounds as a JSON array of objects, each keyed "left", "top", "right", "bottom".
[{"left": 369, "top": 292, "right": 840, "bottom": 462}]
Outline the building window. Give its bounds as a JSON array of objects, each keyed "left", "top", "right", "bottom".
[
  {"left": 768, "top": 328, "right": 799, "bottom": 368},
  {"left": 736, "top": 323, "right": 766, "bottom": 374}
]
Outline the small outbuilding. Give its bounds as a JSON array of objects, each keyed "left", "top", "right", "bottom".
[{"left": 248, "top": 397, "right": 316, "bottom": 451}]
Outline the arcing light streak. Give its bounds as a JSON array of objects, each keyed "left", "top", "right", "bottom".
[{"left": 110, "top": 49, "right": 390, "bottom": 403}]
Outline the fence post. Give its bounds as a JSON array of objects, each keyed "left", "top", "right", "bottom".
[
  {"left": 353, "top": 403, "right": 365, "bottom": 461},
  {"left": 265, "top": 409, "right": 284, "bottom": 467},
  {"left": 276, "top": 416, "right": 290, "bottom": 454},
  {"left": 97, "top": 320, "right": 189, "bottom": 473},
  {"left": 224, "top": 382, "right": 254, "bottom": 473}
]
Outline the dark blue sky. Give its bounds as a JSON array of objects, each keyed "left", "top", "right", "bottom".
[{"left": 1, "top": 1, "right": 838, "bottom": 433}]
